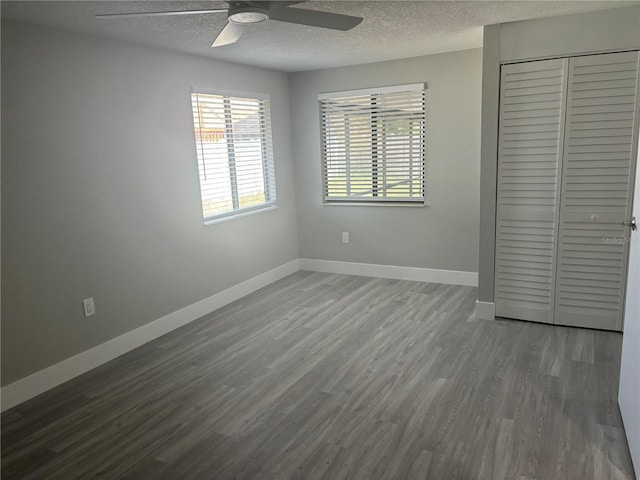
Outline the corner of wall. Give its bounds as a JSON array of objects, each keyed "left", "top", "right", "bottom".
[{"left": 477, "top": 24, "right": 501, "bottom": 304}]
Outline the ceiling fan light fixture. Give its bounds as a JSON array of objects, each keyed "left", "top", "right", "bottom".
[
  {"left": 228, "top": 6, "right": 268, "bottom": 24},
  {"left": 97, "top": 1, "right": 365, "bottom": 49}
]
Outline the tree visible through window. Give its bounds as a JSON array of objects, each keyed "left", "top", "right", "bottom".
[
  {"left": 191, "top": 92, "right": 276, "bottom": 221},
  {"left": 319, "top": 84, "right": 426, "bottom": 203}
]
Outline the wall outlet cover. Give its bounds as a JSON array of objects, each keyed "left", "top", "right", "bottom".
[{"left": 83, "top": 297, "right": 95, "bottom": 317}]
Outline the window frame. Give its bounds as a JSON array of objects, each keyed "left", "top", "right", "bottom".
[
  {"left": 190, "top": 87, "right": 277, "bottom": 224},
  {"left": 318, "top": 83, "right": 427, "bottom": 206}
]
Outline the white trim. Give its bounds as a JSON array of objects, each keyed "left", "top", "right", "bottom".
[
  {"left": 1, "top": 257, "right": 480, "bottom": 411},
  {"left": 299, "top": 258, "right": 478, "bottom": 286},
  {"left": 475, "top": 301, "right": 496, "bottom": 320},
  {"left": 191, "top": 86, "right": 271, "bottom": 101},
  {"left": 204, "top": 204, "right": 278, "bottom": 225},
  {"left": 318, "top": 83, "right": 425, "bottom": 99},
  {"left": 322, "top": 202, "right": 427, "bottom": 208},
  {"left": 323, "top": 198, "right": 425, "bottom": 204},
  {"left": 0, "top": 259, "right": 300, "bottom": 412}
]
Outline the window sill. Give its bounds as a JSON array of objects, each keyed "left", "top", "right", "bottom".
[
  {"left": 322, "top": 202, "right": 429, "bottom": 207},
  {"left": 204, "top": 204, "right": 278, "bottom": 225}
]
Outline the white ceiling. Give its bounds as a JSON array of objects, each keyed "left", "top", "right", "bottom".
[{"left": 1, "top": 1, "right": 636, "bottom": 72}]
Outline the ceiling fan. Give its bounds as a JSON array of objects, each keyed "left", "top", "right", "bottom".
[{"left": 96, "top": 1, "right": 364, "bottom": 47}]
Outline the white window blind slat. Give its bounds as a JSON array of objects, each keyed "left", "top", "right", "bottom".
[
  {"left": 191, "top": 92, "right": 276, "bottom": 221},
  {"left": 319, "top": 86, "right": 426, "bottom": 203}
]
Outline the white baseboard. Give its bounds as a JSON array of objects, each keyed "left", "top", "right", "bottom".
[
  {"left": 1, "top": 257, "right": 479, "bottom": 411},
  {"left": 299, "top": 258, "right": 478, "bottom": 286},
  {"left": 0, "top": 259, "right": 300, "bottom": 412},
  {"left": 475, "top": 301, "right": 496, "bottom": 320}
]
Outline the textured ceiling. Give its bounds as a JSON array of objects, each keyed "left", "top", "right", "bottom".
[{"left": 1, "top": 1, "right": 636, "bottom": 72}]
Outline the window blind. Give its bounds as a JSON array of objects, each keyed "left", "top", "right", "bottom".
[
  {"left": 319, "top": 84, "right": 426, "bottom": 203},
  {"left": 190, "top": 92, "right": 276, "bottom": 221}
]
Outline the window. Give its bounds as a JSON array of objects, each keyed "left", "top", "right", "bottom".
[
  {"left": 190, "top": 91, "right": 276, "bottom": 222},
  {"left": 319, "top": 84, "right": 426, "bottom": 204}
]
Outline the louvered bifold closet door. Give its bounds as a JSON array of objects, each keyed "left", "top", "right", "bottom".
[
  {"left": 554, "top": 51, "right": 640, "bottom": 331},
  {"left": 495, "top": 59, "right": 569, "bottom": 324}
]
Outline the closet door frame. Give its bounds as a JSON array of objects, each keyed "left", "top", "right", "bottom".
[
  {"left": 495, "top": 50, "right": 640, "bottom": 332},
  {"left": 627, "top": 51, "right": 640, "bottom": 330}
]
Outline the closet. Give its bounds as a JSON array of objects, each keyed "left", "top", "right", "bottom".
[{"left": 494, "top": 51, "right": 640, "bottom": 331}]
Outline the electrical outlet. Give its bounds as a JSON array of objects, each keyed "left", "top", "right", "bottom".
[
  {"left": 83, "top": 297, "right": 96, "bottom": 318},
  {"left": 342, "top": 232, "right": 350, "bottom": 244}
]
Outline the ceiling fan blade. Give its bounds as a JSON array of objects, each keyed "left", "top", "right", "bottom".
[
  {"left": 271, "top": 1, "right": 306, "bottom": 7},
  {"left": 268, "top": 6, "right": 363, "bottom": 31},
  {"left": 212, "top": 21, "right": 245, "bottom": 47},
  {"left": 248, "top": 1, "right": 305, "bottom": 9},
  {"left": 96, "top": 9, "right": 227, "bottom": 19}
]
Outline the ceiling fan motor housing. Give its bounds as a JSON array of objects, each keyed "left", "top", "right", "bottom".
[{"left": 228, "top": 4, "right": 269, "bottom": 24}]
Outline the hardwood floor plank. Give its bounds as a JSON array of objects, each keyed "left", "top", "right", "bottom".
[{"left": 1, "top": 272, "right": 634, "bottom": 479}]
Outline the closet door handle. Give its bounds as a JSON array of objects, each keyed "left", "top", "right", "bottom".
[{"left": 622, "top": 217, "right": 637, "bottom": 231}]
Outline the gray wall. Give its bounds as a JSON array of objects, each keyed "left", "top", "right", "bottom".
[
  {"left": 500, "top": 6, "right": 640, "bottom": 63},
  {"left": 477, "top": 5, "right": 640, "bottom": 303},
  {"left": 290, "top": 49, "right": 482, "bottom": 273},
  {"left": 1, "top": 20, "right": 299, "bottom": 385}
]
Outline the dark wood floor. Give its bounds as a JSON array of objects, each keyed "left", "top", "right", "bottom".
[{"left": 1, "top": 272, "right": 635, "bottom": 479}]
